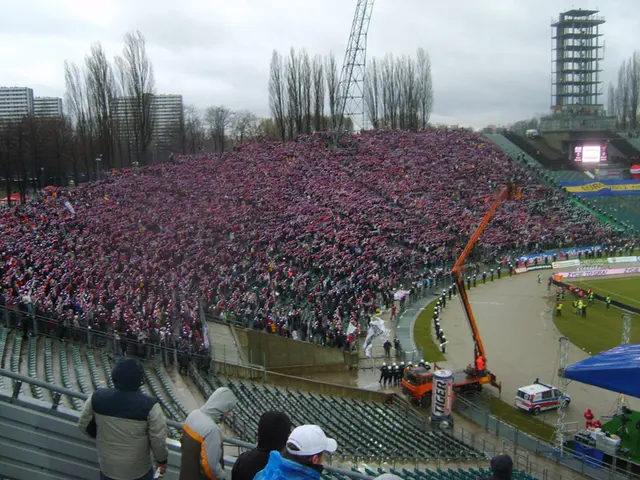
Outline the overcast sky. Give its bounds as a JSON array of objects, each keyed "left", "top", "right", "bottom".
[{"left": 1, "top": 0, "right": 638, "bottom": 129}]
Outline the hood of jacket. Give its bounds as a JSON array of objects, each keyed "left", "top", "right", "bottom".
[
  {"left": 490, "top": 454, "right": 513, "bottom": 479},
  {"left": 257, "top": 451, "right": 321, "bottom": 480},
  {"left": 258, "top": 411, "right": 292, "bottom": 450},
  {"left": 111, "top": 357, "right": 144, "bottom": 392},
  {"left": 200, "top": 387, "right": 238, "bottom": 422}
]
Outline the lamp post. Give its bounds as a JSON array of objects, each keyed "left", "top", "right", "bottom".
[{"left": 40, "top": 167, "right": 44, "bottom": 190}]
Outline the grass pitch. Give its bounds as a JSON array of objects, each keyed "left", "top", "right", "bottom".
[
  {"left": 554, "top": 276, "right": 640, "bottom": 355},
  {"left": 414, "top": 298, "right": 446, "bottom": 362},
  {"left": 574, "top": 276, "right": 640, "bottom": 311}
]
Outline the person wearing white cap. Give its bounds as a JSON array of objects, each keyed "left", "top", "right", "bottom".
[{"left": 253, "top": 424, "right": 338, "bottom": 480}]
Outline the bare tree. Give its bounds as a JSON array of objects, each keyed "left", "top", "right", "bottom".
[
  {"left": 365, "top": 58, "right": 380, "bottom": 129},
  {"left": 380, "top": 54, "right": 398, "bottom": 128},
  {"left": 231, "top": 110, "right": 259, "bottom": 144},
  {"left": 416, "top": 48, "right": 434, "bottom": 129},
  {"left": 286, "top": 48, "right": 303, "bottom": 137},
  {"left": 268, "top": 50, "right": 287, "bottom": 141},
  {"left": 397, "top": 55, "right": 419, "bottom": 130},
  {"left": 325, "top": 52, "right": 340, "bottom": 130},
  {"left": 85, "top": 42, "right": 116, "bottom": 168},
  {"left": 117, "top": 31, "right": 156, "bottom": 165},
  {"left": 615, "top": 60, "right": 630, "bottom": 130},
  {"left": 64, "top": 60, "right": 92, "bottom": 174},
  {"left": 312, "top": 55, "right": 325, "bottom": 132},
  {"left": 181, "top": 105, "right": 206, "bottom": 154},
  {"left": 300, "top": 51, "right": 313, "bottom": 133},
  {"left": 607, "top": 82, "right": 615, "bottom": 118},
  {"left": 205, "top": 106, "right": 232, "bottom": 153}
]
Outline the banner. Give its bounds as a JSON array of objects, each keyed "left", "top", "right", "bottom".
[
  {"left": 63, "top": 201, "right": 76, "bottom": 215},
  {"left": 202, "top": 320, "right": 210, "bottom": 349},
  {"left": 563, "top": 267, "right": 640, "bottom": 279},
  {"left": 515, "top": 267, "right": 528, "bottom": 274},
  {"left": 552, "top": 259, "right": 581, "bottom": 268},
  {"left": 363, "top": 317, "right": 390, "bottom": 358},
  {"left": 394, "top": 290, "right": 410, "bottom": 300},
  {"left": 527, "top": 265, "right": 553, "bottom": 271},
  {"left": 518, "top": 245, "right": 601, "bottom": 262},
  {"left": 559, "top": 179, "right": 640, "bottom": 197},
  {"left": 607, "top": 256, "right": 640, "bottom": 264}
]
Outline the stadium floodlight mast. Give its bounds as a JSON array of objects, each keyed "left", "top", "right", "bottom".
[
  {"left": 553, "top": 336, "right": 570, "bottom": 455},
  {"left": 335, "top": 0, "right": 375, "bottom": 134}
]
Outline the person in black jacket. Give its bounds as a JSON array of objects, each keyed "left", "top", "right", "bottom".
[
  {"left": 78, "top": 357, "right": 168, "bottom": 480},
  {"left": 231, "top": 411, "right": 292, "bottom": 480},
  {"left": 480, "top": 454, "right": 513, "bottom": 480}
]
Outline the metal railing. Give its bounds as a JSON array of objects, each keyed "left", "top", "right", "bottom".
[
  {"left": 0, "top": 368, "right": 374, "bottom": 480},
  {"left": 455, "top": 394, "right": 640, "bottom": 480},
  {"left": 0, "top": 307, "right": 262, "bottom": 371}
]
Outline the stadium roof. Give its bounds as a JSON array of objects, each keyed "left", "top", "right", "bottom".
[{"left": 565, "top": 344, "right": 640, "bottom": 399}]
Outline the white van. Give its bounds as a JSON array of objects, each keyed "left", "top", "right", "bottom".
[
  {"left": 526, "top": 129, "right": 541, "bottom": 139},
  {"left": 515, "top": 380, "right": 570, "bottom": 415}
]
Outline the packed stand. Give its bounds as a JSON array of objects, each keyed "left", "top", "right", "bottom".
[{"left": 0, "top": 129, "right": 627, "bottom": 354}]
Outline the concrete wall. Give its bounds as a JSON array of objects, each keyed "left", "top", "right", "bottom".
[
  {"left": 233, "top": 327, "right": 348, "bottom": 369},
  {"left": 264, "top": 371, "right": 393, "bottom": 403}
]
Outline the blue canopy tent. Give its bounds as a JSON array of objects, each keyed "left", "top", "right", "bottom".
[{"left": 565, "top": 344, "right": 640, "bottom": 398}]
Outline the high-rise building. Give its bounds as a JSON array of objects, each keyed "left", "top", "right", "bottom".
[
  {"left": 151, "top": 94, "right": 183, "bottom": 141},
  {"left": 0, "top": 87, "right": 34, "bottom": 122},
  {"left": 34, "top": 97, "right": 63, "bottom": 118},
  {"left": 112, "top": 94, "right": 183, "bottom": 142},
  {"left": 551, "top": 9, "right": 605, "bottom": 115}
]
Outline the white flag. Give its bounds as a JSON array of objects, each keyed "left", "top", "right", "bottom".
[{"left": 64, "top": 201, "right": 76, "bottom": 215}]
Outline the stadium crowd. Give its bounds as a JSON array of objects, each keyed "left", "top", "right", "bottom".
[{"left": 0, "top": 129, "right": 628, "bottom": 354}]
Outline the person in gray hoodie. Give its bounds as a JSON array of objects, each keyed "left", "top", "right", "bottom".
[
  {"left": 78, "top": 357, "right": 168, "bottom": 480},
  {"left": 179, "top": 387, "right": 238, "bottom": 480}
]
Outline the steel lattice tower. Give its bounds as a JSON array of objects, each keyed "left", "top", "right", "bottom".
[
  {"left": 551, "top": 9, "right": 605, "bottom": 115},
  {"left": 336, "top": 0, "right": 375, "bottom": 133},
  {"left": 553, "top": 336, "right": 571, "bottom": 455}
]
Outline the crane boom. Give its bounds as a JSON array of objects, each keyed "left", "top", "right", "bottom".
[{"left": 450, "top": 184, "right": 521, "bottom": 365}]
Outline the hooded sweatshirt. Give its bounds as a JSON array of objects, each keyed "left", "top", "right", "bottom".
[
  {"left": 254, "top": 451, "right": 322, "bottom": 480},
  {"left": 480, "top": 454, "right": 513, "bottom": 480},
  {"left": 180, "top": 387, "right": 238, "bottom": 480},
  {"left": 78, "top": 357, "right": 168, "bottom": 480},
  {"left": 231, "top": 411, "right": 292, "bottom": 480}
]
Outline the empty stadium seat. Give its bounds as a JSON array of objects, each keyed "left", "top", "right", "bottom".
[
  {"left": 58, "top": 341, "right": 82, "bottom": 410},
  {"left": 219, "top": 378, "right": 485, "bottom": 462},
  {"left": 154, "top": 364, "right": 188, "bottom": 417},
  {"left": 71, "top": 344, "right": 91, "bottom": 395},
  {"left": 85, "top": 350, "right": 103, "bottom": 390},
  {"left": 27, "top": 336, "right": 44, "bottom": 400}
]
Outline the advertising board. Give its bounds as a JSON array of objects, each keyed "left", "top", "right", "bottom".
[
  {"left": 552, "top": 259, "right": 581, "bottom": 268},
  {"left": 562, "top": 267, "right": 640, "bottom": 279}
]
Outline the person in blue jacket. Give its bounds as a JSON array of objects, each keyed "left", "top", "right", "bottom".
[{"left": 254, "top": 424, "right": 337, "bottom": 480}]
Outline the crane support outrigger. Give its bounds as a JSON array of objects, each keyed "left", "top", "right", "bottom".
[{"left": 402, "top": 184, "right": 521, "bottom": 407}]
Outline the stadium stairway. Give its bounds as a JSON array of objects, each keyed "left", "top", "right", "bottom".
[
  {"left": 501, "top": 131, "right": 564, "bottom": 169},
  {"left": 482, "top": 134, "right": 543, "bottom": 169},
  {"left": 628, "top": 136, "right": 640, "bottom": 152},
  {"left": 206, "top": 320, "right": 244, "bottom": 365},
  {"left": 608, "top": 131, "right": 640, "bottom": 160}
]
